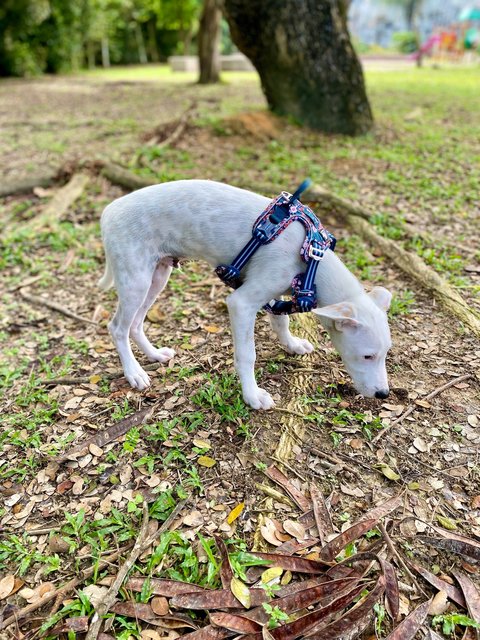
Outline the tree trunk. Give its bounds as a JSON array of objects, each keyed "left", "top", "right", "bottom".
[
  {"left": 147, "top": 19, "right": 160, "bottom": 62},
  {"left": 135, "top": 23, "right": 148, "bottom": 64},
  {"left": 198, "top": 0, "right": 222, "bottom": 84},
  {"left": 223, "top": 0, "right": 373, "bottom": 135},
  {"left": 86, "top": 40, "right": 95, "bottom": 69},
  {"left": 101, "top": 37, "right": 110, "bottom": 68}
]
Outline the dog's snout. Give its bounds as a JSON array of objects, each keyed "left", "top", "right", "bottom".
[{"left": 375, "top": 389, "right": 390, "bottom": 400}]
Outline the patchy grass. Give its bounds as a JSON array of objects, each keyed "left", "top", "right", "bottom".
[{"left": 0, "top": 65, "right": 479, "bottom": 639}]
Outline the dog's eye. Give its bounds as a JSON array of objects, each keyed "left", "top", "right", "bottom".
[{"left": 364, "top": 355, "right": 375, "bottom": 360}]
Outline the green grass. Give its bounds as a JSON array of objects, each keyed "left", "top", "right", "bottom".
[
  {"left": 0, "top": 65, "right": 478, "bottom": 625},
  {"left": 78, "top": 62, "right": 259, "bottom": 85}
]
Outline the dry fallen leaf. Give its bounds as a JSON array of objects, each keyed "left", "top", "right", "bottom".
[
  {"left": 204, "top": 325, "right": 222, "bottom": 333},
  {"left": 81, "top": 584, "right": 108, "bottom": 607},
  {"left": 183, "top": 511, "right": 204, "bottom": 527},
  {"left": 89, "top": 443, "right": 103, "bottom": 457},
  {"left": 436, "top": 515, "right": 457, "bottom": 531},
  {"left": 261, "top": 567, "right": 283, "bottom": 584},
  {"left": 377, "top": 464, "right": 400, "bottom": 481},
  {"left": 227, "top": 502, "right": 245, "bottom": 525},
  {"left": 429, "top": 590, "right": 449, "bottom": 615},
  {"left": 283, "top": 520, "right": 306, "bottom": 542},
  {"left": 413, "top": 437, "right": 428, "bottom": 453},
  {"left": 151, "top": 596, "right": 169, "bottom": 616},
  {"left": 198, "top": 456, "right": 216, "bottom": 468},
  {"left": 260, "top": 518, "right": 283, "bottom": 547},
  {"left": 230, "top": 576, "right": 251, "bottom": 608},
  {"left": 0, "top": 575, "right": 15, "bottom": 600}
]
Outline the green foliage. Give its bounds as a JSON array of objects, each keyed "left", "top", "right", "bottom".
[
  {"left": 0, "top": 0, "right": 203, "bottom": 77},
  {"left": 392, "top": 31, "right": 419, "bottom": 53},
  {"left": 263, "top": 603, "right": 290, "bottom": 629},
  {"left": 432, "top": 613, "right": 480, "bottom": 636}
]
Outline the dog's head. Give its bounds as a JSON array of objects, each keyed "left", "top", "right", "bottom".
[{"left": 313, "top": 287, "right": 392, "bottom": 399}]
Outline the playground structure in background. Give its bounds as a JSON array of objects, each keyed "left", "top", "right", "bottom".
[{"left": 413, "top": 6, "right": 480, "bottom": 64}]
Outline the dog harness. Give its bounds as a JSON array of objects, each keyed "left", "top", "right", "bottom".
[{"left": 215, "top": 179, "right": 336, "bottom": 315}]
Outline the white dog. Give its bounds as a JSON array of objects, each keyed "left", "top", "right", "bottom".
[{"left": 99, "top": 180, "right": 392, "bottom": 409}]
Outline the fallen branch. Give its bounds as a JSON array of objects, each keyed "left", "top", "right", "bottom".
[
  {"left": 304, "top": 184, "right": 480, "bottom": 337},
  {"left": 100, "top": 162, "right": 156, "bottom": 191},
  {"left": 39, "top": 362, "right": 161, "bottom": 386},
  {"left": 24, "top": 173, "right": 89, "bottom": 231},
  {"left": 19, "top": 288, "right": 98, "bottom": 326},
  {"left": 145, "top": 103, "right": 196, "bottom": 150},
  {"left": 0, "top": 168, "right": 60, "bottom": 198},
  {"left": 372, "top": 373, "right": 472, "bottom": 443},
  {"left": 85, "top": 503, "right": 150, "bottom": 640},
  {"left": 304, "top": 184, "right": 372, "bottom": 221}
]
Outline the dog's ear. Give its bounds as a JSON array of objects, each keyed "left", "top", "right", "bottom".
[
  {"left": 312, "top": 302, "right": 360, "bottom": 331},
  {"left": 369, "top": 286, "right": 392, "bottom": 312}
]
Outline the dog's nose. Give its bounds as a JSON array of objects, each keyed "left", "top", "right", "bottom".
[{"left": 375, "top": 389, "right": 390, "bottom": 399}]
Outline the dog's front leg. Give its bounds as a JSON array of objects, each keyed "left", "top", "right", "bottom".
[
  {"left": 269, "top": 314, "right": 314, "bottom": 355},
  {"left": 227, "top": 289, "right": 274, "bottom": 410}
]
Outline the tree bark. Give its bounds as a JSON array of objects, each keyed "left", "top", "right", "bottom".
[
  {"left": 101, "top": 37, "right": 110, "bottom": 68},
  {"left": 223, "top": 0, "right": 373, "bottom": 135},
  {"left": 135, "top": 23, "right": 148, "bottom": 64},
  {"left": 198, "top": 0, "right": 222, "bottom": 84}
]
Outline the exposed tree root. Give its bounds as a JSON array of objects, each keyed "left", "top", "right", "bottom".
[
  {"left": 100, "top": 161, "right": 156, "bottom": 191},
  {"left": 24, "top": 173, "right": 89, "bottom": 231},
  {"left": 0, "top": 168, "right": 60, "bottom": 198},
  {"left": 351, "top": 217, "right": 480, "bottom": 337},
  {"left": 305, "top": 184, "right": 480, "bottom": 337}
]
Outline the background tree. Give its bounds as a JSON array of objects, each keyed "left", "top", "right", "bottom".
[
  {"left": 223, "top": 0, "right": 373, "bottom": 135},
  {"left": 198, "top": 0, "right": 222, "bottom": 84},
  {"left": 382, "top": 0, "right": 423, "bottom": 31}
]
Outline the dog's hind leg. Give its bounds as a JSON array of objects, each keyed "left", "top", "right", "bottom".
[
  {"left": 129, "top": 258, "right": 175, "bottom": 363},
  {"left": 109, "top": 271, "right": 154, "bottom": 390},
  {"left": 269, "top": 314, "right": 314, "bottom": 355}
]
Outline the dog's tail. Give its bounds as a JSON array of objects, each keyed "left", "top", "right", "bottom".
[{"left": 98, "top": 258, "right": 114, "bottom": 290}]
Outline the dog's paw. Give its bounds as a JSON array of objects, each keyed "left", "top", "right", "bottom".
[
  {"left": 244, "top": 387, "right": 275, "bottom": 410},
  {"left": 285, "top": 337, "right": 314, "bottom": 355},
  {"left": 125, "top": 365, "right": 151, "bottom": 390},
  {"left": 148, "top": 347, "right": 175, "bottom": 363}
]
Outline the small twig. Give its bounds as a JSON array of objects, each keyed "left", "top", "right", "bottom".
[
  {"left": 20, "top": 288, "right": 98, "bottom": 326},
  {"left": 378, "top": 522, "right": 425, "bottom": 594},
  {"left": 270, "top": 455, "right": 307, "bottom": 482},
  {"left": 26, "top": 525, "right": 62, "bottom": 536},
  {"left": 372, "top": 373, "right": 472, "bottom": 444},
  {"left": 307, "top": 445, "right": 365, "bottom": 479},
  {"left": 85, "top": 503, "right": 150, "bottom": 640}
]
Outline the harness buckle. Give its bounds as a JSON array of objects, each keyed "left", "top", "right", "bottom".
[{"left": 308, "top": 244, "right": 325, "bottom": 261}]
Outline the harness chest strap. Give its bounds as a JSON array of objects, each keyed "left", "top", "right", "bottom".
[{"left": 215, "top": 180, "right": 336, "bottom": 315}]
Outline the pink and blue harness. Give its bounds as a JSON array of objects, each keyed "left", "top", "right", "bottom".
[{"left": 215, "top": 180, "right": 336, "bottom": 315}]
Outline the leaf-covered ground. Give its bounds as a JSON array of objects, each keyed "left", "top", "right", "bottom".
[{"left": 0, "top": 65, "right": 479, "bottom": 639}]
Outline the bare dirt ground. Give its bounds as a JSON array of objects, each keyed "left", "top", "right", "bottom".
[{"left": 0, "top": 68, "right": 479, "bottom": 639}]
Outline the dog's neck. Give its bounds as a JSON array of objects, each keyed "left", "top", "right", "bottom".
[{"left": 314, "top": 250, "right": 364, "bottom": 306}]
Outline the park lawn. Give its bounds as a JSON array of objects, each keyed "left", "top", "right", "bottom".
[{"left": 0, "top": 65, "right": 479, "bottom": 638}]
